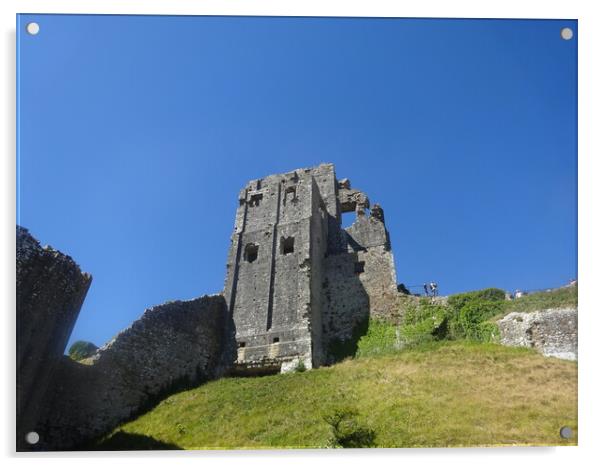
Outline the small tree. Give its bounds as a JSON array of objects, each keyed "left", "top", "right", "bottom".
[{"left": 68, "top": 340, "right": 98, "bottom": 361}]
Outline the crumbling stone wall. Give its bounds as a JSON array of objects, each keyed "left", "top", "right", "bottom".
[
  {"left": 344, "top": 210, "right": 399, "bottom": 320},
  {"left": 322, "top": 252, "right": 370, "bottom": 359},
  {"left": 497, "top": 308, "right": 577, "bottom": 360},
  {"left": 321, "top": 218, "right": 398, "bottom": 358},
  {"left": 33, "top": 295, "right": 232, "bottom": 451},
  {"left": 16, "top": 226, "right": 92, "bottom": 450}
]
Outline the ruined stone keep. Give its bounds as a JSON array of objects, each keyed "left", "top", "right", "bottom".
[
  {"left": 17, "top": 164, "right": 579, "bottom": 451},
  {"left": 223, "top": 163, "right": 399, "bottom": 373},
  {"left": 17, "top": 163, "right": 400, "bottom": 449}
]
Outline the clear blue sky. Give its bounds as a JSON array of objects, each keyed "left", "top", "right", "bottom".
[{"left": 17, "top": 15, "right": 577, "bottom": 348}]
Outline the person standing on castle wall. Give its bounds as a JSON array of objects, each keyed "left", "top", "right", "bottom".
[
  {"left": 423, "top": 283, "right": 429, "bottom": 297},
  {"left": 430, "top": 282, "right": 438, "bottom": 297}
]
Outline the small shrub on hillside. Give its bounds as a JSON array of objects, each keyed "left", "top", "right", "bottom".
[
  {"left": 68, "top": 340, "right": 98, "bottom": 361},
  {"left": 399, "top": 301, "right": 448, "bottom": 347},
  {"left": 476, "top": 322, "right": 500, "bottom": 342},
  {"left": 447, "top": 288, "right": 506, "bottom": 310},
  {"left": 294, "top": 360, "right": 307, "bottom": 373},
  {"left": 447, "top": 289, "right": 505, "bottom": 341},
  {"left": 324, "top": 407, "right": 376, "bottom": 448},
  {"left": 355, "top": 319, "right": 399, "bottom": 357}
]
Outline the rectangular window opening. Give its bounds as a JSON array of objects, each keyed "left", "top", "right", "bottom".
[
  {"left": 280, "top": 236, "right": 295, "bottom": 255},
  {"left": 249, "top": 193, "right": 263, "bottom": 207},
  {"left": 244, "top": 243, "right": 259, "bottom": 262},
  {"left": 354, "top": 261, "right": 365, "bottom": 274},
  {"left": 284, "top": 186, "right": 297, "bottom": 205}
]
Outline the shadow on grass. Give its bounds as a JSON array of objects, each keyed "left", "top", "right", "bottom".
[
  {"left": 328, "top": 315, "right": 370, "bottom": 363},
  {"left": 93, "top": 431, "right": 182, "bottom": 451}
]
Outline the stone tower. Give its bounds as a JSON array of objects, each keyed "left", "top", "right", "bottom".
[{"left": 223, "top": 164, "right": 398, "bottom": 374}]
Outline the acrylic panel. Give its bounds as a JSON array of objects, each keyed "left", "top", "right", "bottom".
[{"left": 16, "top": 14, "right": 577, "bottom": 451}]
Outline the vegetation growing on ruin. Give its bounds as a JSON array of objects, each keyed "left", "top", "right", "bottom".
[
  {"left": 379, "top": 289, "right": 505, "bottom": 349},
  {"left": 355, "top": 319, "right": 399, "bottom": 357},
  {"left": 97, "top": 341, "right": 577, "bottom": 449},
  {"left": 446, "top": 288, "right": 505, "bottom": 341},
  {"left": 399, "top": 300, "right": 450, "bottom": 346},
  {"left": 382, "top": 286, "right": 577, "bottom": 348}
]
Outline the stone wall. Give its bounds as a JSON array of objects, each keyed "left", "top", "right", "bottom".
[
  {"left": 225, "top": 167, "right": 326, "bottom": 373},
  {"left": 321, "top": 209, "right": 399, "bottom": 359},
  {"left": 16, "top": 226, "right": 92, "bottom": 450},
  {"left": 345, "top": 212, "right": 399, "bottom": 320},
  {"left": 323, "top": 251, "right": 370, "bottom": 347},
  {"left": 32, "top": 295, "right": 232, "bottom": 451},
  {"left": 497, "top": 308, "right": 577, "bottom": 361},
  {"left": 224, "top": 164, "right": 401, "bottom": 370}
]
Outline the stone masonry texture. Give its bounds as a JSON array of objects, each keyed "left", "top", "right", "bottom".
[
  {"left": 223, "top": 163, "right": 399, "bottom": 372},
  {"left": 497, "top": 308, "right": 578, "bottom": 361},
  {"left": 33, "top": 295, "right": 232, "bottom": 450},
  {"left": 16, "top": 226, "right": 92, "bottom": 451}
]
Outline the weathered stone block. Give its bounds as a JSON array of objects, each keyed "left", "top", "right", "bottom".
[
  {"left": 497, "top": 308, "right": 577, "bottom": 360},
  {"left": 16, "top": 226, "right": 92, "bottom": 450}
]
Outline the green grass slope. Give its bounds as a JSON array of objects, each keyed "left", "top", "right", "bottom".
[
  {"left": 501, "top": 285, "right": 577, "bottom": 315},
  {"left": 97, "top": 341, "right": 577, "bottom": 449}
]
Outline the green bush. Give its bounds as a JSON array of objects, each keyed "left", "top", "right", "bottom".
[
  {"left": 447, "top": 289, "right": 505, "bottom": 341},
  {"left": 351, "top": 288, "right": 508, "bottom": 356},
  {"left": 447, "top": 288, "right": 506, "bottom": 310},
  {"left": 476, "top": 322, "right": 500, "bottom": 342},
  {"left": 399, "top": 301, "right": 448, "bottom": 347},
  {"left": 355, "top": 319, "right": 399, "bottom": 357},
  {"left": 68, "top": 340, "right": 98, "bottom": 361},
  {"left": 324, "top": 407, "right": 376, "bottom": 448}
]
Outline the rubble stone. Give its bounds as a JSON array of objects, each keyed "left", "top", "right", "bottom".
[{"left": 497, "top": 308, "right": 577, "bottom": 361}]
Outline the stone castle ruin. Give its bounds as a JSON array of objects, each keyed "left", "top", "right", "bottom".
[
  {"left": 225, "top": 163, "right": 398, "bottom": 373},
  {"left": 16, "top": 163, "right": 400, "bottom": 450},
  {"left": 16, "top": 163, "right": 579, "bottom": 451}
]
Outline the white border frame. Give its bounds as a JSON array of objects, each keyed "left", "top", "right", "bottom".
[{"left": 3, "top": 1, "right": 600, "bottom": 465}]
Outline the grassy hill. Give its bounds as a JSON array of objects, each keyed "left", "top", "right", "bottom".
[
  {"left": 94, "top": 286, "right": 578, "bottom": 450},
  {"left": 96, "top": 340, "right": 577, "bottom": 449},
  {"left": 499, "top": 285, "right": 577, "bottom": 315}
]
